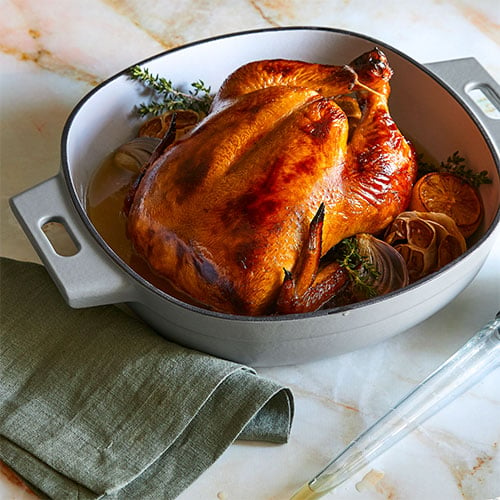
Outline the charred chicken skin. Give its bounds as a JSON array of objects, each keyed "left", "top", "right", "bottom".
[{"left": 126, "top": 49, "right": 418, "bottom": 315}]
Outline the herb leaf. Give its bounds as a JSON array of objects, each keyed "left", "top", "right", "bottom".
[
  {"left": 128, "top": 65, "right": 213, "bottom": 117},
  {"left": 334, "top": 237, "right": 380, "bottom": 298},
  {"left": 417, "top": 150, "right": 492, "bottom": 188}
]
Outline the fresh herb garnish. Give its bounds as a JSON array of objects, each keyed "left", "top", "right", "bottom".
[
  {"left": 128, "top": 65, "right": 213, "bottom": 117},
  {"left": 334, "top": 237, "right": 380, "bottom": 299},
  {"left": 417, "top": 151, "right": 492, "bottom": 188}
]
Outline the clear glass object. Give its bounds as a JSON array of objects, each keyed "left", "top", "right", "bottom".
[{"left": 291, "top": 313, "right": 500, "bottom": 499}]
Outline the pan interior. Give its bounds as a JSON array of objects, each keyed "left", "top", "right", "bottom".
[{"left": 62, "top": 28, "right": 500, "bottom": 303}]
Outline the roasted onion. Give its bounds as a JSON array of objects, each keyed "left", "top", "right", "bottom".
[
  {"left": 355, "top": 233, "right": 409, "bottom": 295},
  {"left": 113, "top": 136, "right": 160, "bottom": 172},
  {"left": 138, "top": 109, "right": 203, "bottom": 139}
]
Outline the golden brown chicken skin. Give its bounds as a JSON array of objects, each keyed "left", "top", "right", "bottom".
[{"left": 126, "top": 49, "right": 417, "bottom": 315}]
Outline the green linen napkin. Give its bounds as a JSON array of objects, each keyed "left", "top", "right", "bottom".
[{"left": 0, "top": 257, "right": 294, "bottom": 499}]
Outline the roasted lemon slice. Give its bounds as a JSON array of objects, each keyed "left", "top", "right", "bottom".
[{"left": 410, "top": 172, "right": 483, "bottom": 238}]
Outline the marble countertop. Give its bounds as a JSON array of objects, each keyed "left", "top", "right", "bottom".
[{"left": 1, "top": 1, "right": 499, "bottom": 499}]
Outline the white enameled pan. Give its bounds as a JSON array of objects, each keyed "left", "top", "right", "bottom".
[{"left": 10, "top": 27, "right": 500, "bottom": 366}]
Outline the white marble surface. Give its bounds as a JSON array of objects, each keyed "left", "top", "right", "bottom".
[{"left": 1, "top": 1, "right": 499, "bottom": 499}]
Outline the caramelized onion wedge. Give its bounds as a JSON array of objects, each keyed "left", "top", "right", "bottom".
[
  {"left": 356, "top": 233, "right": 409, "bottom": 295},
  {"left": 384, "top": 211, "right": 466, "bottom": 283}
]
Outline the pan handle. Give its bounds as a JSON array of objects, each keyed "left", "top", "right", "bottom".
[
  {"left": 425, "top": 58, "right": 500, "bottom": 152},
  {"left": 9, "top": 174, "right": 136, "bottom": 308}
]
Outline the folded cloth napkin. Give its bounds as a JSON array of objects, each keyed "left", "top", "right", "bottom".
[{"left": 0, "top": 257, "right": 294, "bottom": 499}]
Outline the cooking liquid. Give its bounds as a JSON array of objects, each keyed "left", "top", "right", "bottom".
[{"left": 86, "top": 152, "right": 201, "bottom": 307}]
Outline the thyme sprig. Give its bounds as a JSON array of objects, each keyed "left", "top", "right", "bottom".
[
  {"left": 417, "top": 151, "right": 492, "bottom": 188},
  {"left": 335, "top": 237, "right": 380, "bottom": 299},
  {"left": 128, "top": 65, "right": 213, "bottom": 117}
]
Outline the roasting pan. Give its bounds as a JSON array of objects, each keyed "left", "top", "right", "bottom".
[{"left": 10, "top": 27, "right": 500, "bottom": 366}]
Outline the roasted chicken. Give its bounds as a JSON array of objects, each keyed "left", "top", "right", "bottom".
[{"left": 126, "top": 48, "right": 418, "bottom": 315}]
